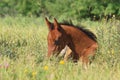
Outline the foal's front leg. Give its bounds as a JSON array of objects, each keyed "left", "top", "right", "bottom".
[{"left": 63, "top": 46, "right": 72, "bottom": 61}]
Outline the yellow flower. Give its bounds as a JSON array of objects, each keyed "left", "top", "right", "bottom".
[
  {"left": 32, "top": 71, "right": 37, "bottom": 77},
  {"left": 24, "top": 69, "right": 28, "bottom": 73},
  {"left": 108, "top": 50, "right": 110, "bottom": 53},
  {"left": 59, "top": 60, "right": 65, "bottom": 65},
  {"left": 111, "top": 49, "right": 114, "bottom": 55},
  {"left": 44, "top": 66, "right": 48, "bottom": 70}
]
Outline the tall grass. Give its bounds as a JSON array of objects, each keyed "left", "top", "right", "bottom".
[{"left": 0, "top": 17, "right": 120, "bottom": 80}]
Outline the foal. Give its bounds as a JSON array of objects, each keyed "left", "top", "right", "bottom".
[{"left": 45, "top": 18, "right": 98, "bottom": 64}]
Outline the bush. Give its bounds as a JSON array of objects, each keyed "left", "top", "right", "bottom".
[{"left": 0, "top": 0, "right": 120, "bottom": 20}]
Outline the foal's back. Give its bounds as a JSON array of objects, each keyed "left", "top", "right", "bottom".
[{"left": 60, "top": 24, "right": 98, "bottom": 63}]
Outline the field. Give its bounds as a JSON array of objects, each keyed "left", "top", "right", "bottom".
[{"left": 0, "top": 17, "right": 120, "bottom": 80}]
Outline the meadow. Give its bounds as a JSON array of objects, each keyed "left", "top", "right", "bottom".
[{"left": 0, "top": 16, "right": 120, "bottom": 80}]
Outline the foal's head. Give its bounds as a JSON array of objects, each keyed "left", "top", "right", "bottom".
[{"left": 45, "top": 18, "right": 67, "bottom": 57}]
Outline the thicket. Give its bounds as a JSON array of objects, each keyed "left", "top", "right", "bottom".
[{"left": 0, "top": 0, "right": 120, "bottom": 20}]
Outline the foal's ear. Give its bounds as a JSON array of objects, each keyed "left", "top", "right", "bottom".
[
  {"left": 53, "top": 18, "right": 59, "bottom": 29},
  {"left": 45, "top": 17, "right": 53, "bottom": 30}
]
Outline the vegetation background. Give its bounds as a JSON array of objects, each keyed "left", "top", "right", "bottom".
[
  {"left": 0, "top": 0, "right": 120, "bottom": 80},
  {"left": 0, "top": 0, "right": 120, "bottom": 20}
]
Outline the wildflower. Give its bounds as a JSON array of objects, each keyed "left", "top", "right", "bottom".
[
  {"left": 24, "top": 69, "right": 28, "bottom": 73},
  {"left": 0, "top": 64, "right": 2, "bottom": 68},
  {"left": 44, "top": 66, "right": 48, "bottom": 70},
  {"left": 112, "top": 15, "right": 115, "bottom": 18},
  {"left": 59, "top": 60, "right": 65, "bottom": 65},
  {"left": 111, "top": 49, "right": 114, "bottom": 55},
  {"left": 32, "top": 71, "right": 37, "bottom": 77},
  {"left": 108, "top": 50, "right": 110, "bottom": 53},
  {"left": 4, "top": 62, "right": 9, "bottom": 69},
  {"left": 12, "top": 40, "right": 15, "bottom": 44},
  {"left": 93, "top": 16, "right": 96, "bottom": 18}
]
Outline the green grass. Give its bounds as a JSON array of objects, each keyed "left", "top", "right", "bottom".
[{"left": 0, "top": 17, "right": 120, "bottom": 80}]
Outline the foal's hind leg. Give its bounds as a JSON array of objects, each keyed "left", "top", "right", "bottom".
[
  {"left": 80, "top": 55, "right": 89, "bottom": 69},
  {"left": 80, "top": 44, "right": 98, "bottom": 66},
  {"left": 84, "top": 43, "right": 98, "bottom": 62}
]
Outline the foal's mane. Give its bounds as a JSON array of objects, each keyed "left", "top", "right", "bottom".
[{"left": 60, "top": 20, "right": 97, "bottom": 42}]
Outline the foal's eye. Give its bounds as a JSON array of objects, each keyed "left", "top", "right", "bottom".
[
  {"left": 54, "top": 39, "right": 59, "bottom": 45},
  {"left": 57, "top": 27, "right": 61, "bottom": 31}
]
